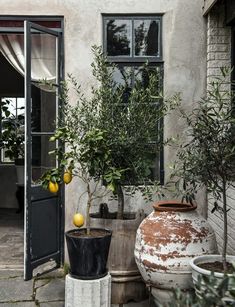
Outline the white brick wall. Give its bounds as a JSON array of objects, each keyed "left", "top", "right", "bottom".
[
  {"left": 207, "top": 3, "right": 231, "bottom": 83},
  {"left": 207, "top": 2, "right": 235, "bottom": 255}
]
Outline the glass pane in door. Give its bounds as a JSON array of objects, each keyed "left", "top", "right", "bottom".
[
  {"left": 31, "top": 85, "right": 57, "bottom": 133},
  {"left": 29, "top": 29, "right": 58, "bottom": 184},
  {"left": 31, "top": 135, "right": 56, "bottom": 183},
  {"left": 30, "top": 33, "right": 57, "bottom": 83}
]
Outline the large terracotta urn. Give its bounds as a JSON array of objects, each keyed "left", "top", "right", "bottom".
[{"left": 134, "top": 200, "right": 217, "bottom": 304}]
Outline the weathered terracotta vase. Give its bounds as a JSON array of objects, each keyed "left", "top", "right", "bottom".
[{"left": 134, "top": 200, "right": 217, "bottom": 304}]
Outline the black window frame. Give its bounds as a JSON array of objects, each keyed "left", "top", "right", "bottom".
[{"left": 102, "top": 14, "right": 164, "bottom": 184}]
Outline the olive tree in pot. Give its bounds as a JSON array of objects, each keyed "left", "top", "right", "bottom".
[
  {"left": 42, "top": 46, "right": 179, "bottom": 299},
  {"left": 84, "top": 47, "right": 180, "bottom": 303},
  {"left": 170, "top": 67, "right": 235, "bottom": 287}
]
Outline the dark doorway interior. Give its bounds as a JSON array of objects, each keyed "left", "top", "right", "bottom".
[
  {"left": 0, "top": 46, "right": 44, "bottom": 267},
  {"left": 0, "top": 51, "right": 24, "bottom": 267}
]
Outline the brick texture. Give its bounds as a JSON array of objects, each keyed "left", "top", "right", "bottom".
[{"left": 207, "top": 2, "right": 235, "bottom": 255}]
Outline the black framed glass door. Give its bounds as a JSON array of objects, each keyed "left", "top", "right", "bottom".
[{"left": 24, "top": 20, "right": 64, "bottom": 280}]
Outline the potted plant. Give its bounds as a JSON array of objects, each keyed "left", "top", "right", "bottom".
[
  {"left": 0, "top": 98, "right": 25, "bottom": 184},
  {"left": 84, "top": 47, "right": 180, "bottom": 303},
  {"left": 170, "top": 67, "right": 235, "bottom": 284},
  {"left": 40, "top": 101, "right": 114, "bottom": 278},
  {"left": 41, "top": 46, "right": 179, "bottom": 293}
]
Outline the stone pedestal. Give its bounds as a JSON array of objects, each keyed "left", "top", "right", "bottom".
[{"left": 65, "top": 273, "right": 111, "bottom": 307}]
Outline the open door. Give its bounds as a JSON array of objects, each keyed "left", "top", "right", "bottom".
[{"left": 24, "top": 21, "right": 64, "bottom": 280}]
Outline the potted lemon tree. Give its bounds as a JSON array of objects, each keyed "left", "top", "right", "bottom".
[
  {"left": 41, "top": 110, "right": 114, "bottom": 279},
  {"left": 65, "top": 46, "right": 179, "bottom": 303},
  {"left": 41, "top": 46, "right": 179, "bottom": 286}
]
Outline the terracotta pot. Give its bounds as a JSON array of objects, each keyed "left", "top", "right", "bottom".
[{"left": 134, "top": 200, "right": 217, "bottom": 304}]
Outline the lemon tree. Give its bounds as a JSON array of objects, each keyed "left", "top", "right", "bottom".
[{"left": 40, "top": 46, "right": 178, "bottom": 234}]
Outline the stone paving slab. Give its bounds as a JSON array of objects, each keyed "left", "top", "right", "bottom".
[
  {"left": 39, "top": 302, "right": 64, "bottom": 307},
  {"left": 37, "top": 269, "right": 65, "bottom": 279},
  {"left": 0, "top": 277, "right": 34, "bottom": 303},
  {"left": 34, "top": 278, "right": 51, "bottom": 289},
  {"left": 0, "top": 268, "right": 153, "bottom": 307},
  {"left": 0, "top": 302, "right": 37, "bottom": 306},
  {"left": 35, "top": 278, "right": 65, "bottom": 302},
  {"left": 0, "top": 270, "right": 23, "bottom": 279}
]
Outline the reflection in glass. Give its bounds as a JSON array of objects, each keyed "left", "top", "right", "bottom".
[
  {"left": 106, "top": 19, "right": 131, "bottom": 56},
  {"left": 32, "top": 135, "right": 56, "bottom": 183},
  {"left": 134, "top": 20, "right": 159, "bottom": 56},
  {"left": 113, "top": 66, "right": 132, "bottom": 87},
  {"left": 112, "top": 66, "right": 132, "bottom": 104},
  {"left": 31, "top": 85, "right": 56, "bottom": 133},
  {"left": 111, "top": 65, "right": 161, "bottom": 181},
  {"left": 134, "top": 66, "right": 162, "bottom": 89},
  {"left": 31, "top": 33, "right": 57, "bottom": 83}
]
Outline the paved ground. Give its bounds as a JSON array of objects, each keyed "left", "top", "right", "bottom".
[
  {"left": 0, "top": 209, "right": 155, "bottom": 306},
  {"left": 0, "top": 268, "right": 155, "bottom": 307},
  {"left": 0, "top": 209, "right": 24, "bottom": 267}
]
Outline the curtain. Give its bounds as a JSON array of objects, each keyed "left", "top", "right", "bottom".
[{"left": 0, "top": 34, "right": 56, "bottom": 91}]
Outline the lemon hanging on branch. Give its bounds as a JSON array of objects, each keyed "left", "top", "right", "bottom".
[
  {"left": 63, "top": 171, "right": 73, "bottom": 184},
  {"left": 48, "top": 181, "right": 59, "bottom": 194},
  {"left": 73, "top": 213, "right": 85, "bottom": 228}
]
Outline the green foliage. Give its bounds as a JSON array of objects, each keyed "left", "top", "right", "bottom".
[
  {"left": 164, "top": 271, "right": 235, "bottom": 307},
  {"left": 41, "top": 45, "right": 179, "bottom": 221},
  {"left": 170, "top": 67, "right": 235, "bottom": 264},
  {"left": 0, "top": 99, "right": 24, "bottom": 160},
  {"left": 171, "top": 67, "right": 235, "bottom": 201},
  {"left": 40, "top": 167, "right": 62, "bottom": 190}
]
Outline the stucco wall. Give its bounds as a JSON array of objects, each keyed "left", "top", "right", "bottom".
[
  {"left": 0, "top": 0, "right": 207, "bottom": 229},
  {"left": 206, "top": 2, "right": 235, "bottom": 255}
]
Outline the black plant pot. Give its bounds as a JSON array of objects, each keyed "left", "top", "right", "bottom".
[{"left": 65, "top": 228, "right": 112, "bottom": 279}]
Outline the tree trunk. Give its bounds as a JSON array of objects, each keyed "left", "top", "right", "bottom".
[
  {"left": 86, "top": 183, "right": 92, "bottom": 235},
  {"left": 222, "top": 179, "right": 228, "bottom": 272},
  {"left": 117, "top": 185, "right": 124, "bottom": 220}
]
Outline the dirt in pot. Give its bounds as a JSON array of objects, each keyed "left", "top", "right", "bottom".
[
  {"left": 198, "top": 261, "right": 235, "bottom": 274},
  {"left": 90, "top": 203, "right": 138, "bottom": 220},
  {"left": 70, "top": 229, "right": 110, "bottom": 238}
]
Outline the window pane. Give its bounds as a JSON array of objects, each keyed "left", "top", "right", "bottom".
[
  {"left": 106, "top": 19, "right": 131, "bottom": 56},
  {"left": 30, "top": 32, "right": 57, "bottom": 84},
  {"left": 134, "top": 66, "right": 162, "bottom": 90},
  {"left": 32, "top": 135, "right": 56, "bottom": 183},
  {"left": 1, "top": 97, "right": 25, "bottom": 163},
  {"left": 113, "top": 66, "right": 132, "bottom": 87},
  {"left": 16, "top": 98, "right": 25, "bottom": 116},
  {"left": 31, "top": 85, "right": 56, "bottom": 133},
  {"left": 134, "top": 20, "right": 159, "bottom": 56},
  {"left": 2, "top": 97, "right": 16, "bottom": 117}
]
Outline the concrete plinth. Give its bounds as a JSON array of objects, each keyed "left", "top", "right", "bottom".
[{"left": 65, "top": 273, "right": 111, "bottom": 307}]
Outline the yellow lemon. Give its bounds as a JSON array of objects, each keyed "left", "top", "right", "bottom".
[
  {"left": 63, "top": 171, "right": 72, "bottom": 184},
  {"left": 73, "top": 213, "right": 85, "bottom": 228},
  {"left": 48, "top": 181, "right": 59, "bottom": 193}
]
